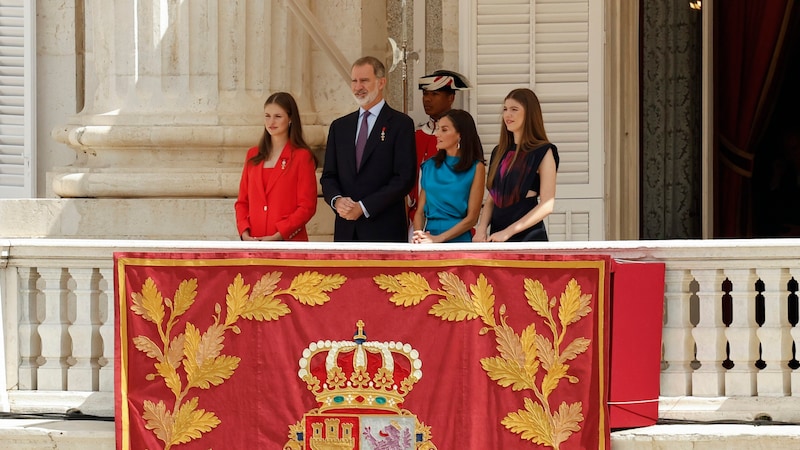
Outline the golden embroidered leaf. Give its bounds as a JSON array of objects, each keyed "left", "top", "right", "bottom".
[
  {"left": 170, "top": 396, "right": 220, "bottom": 445},
  {"left": 225, "top": 273, "right": 250, "bottom": 323},
  {"left": 172, "top": 278, "right": 198, "bottom": 318},
  {"left": 189, "top": 354, "right": 240, "bottom": 389},
  {"left": 542, "top": 361, "right": 569, "bottom": 398},
  {"left": 289, "top": 271, "right": 345, "bottom": 306},
  {"left": 520, "top": 324, "right": 540, "bottom": 378},
  {"left": 535, "top": 333, "right": 556, "bottom": 371},
  {"left": 142, "top": 400, "right": 173, "bottom": 444},
  {"left": 559, "top": 278, "right": 592, "bottom": 326},
  {"left": 495, "top": 323, "right": 525, "bottom": 366},
  {"left": 240, "top": 292, "right": 291, "bottom": 321},
  {"left": 313, "top": 273, "right": 347, "bottom": 292},
  {"left": 155, "top": 360, "right": 182, "bottom": 397},
  {"left": 439, "top": 271, "right": 470, "bottom": 304},
  {"left": 470, "top": 274, "right": 497, "bottom": 327},
  {"left": 561, "top": 337, "right": 591, "bottom": 363},
  {"left": 251, "top": 271, "right": 281, "bottom": 298},
  {"left": 133, "top": 335, "right": 163, "bottom": 360},
  {"left": 501, "top": 397, "right": 553, "bottom": 446},
  {"left": 375, "top": 272, "right": 432, "bottom": 306},
  {"left": 524, "top": 278, "right": 551, "bottom": 321},
  {"left": 183, "top": 322, "right": 202, "bottom": 376},
  {"left": 196, "top": 323, "right": 225, "bottom": 362},
  {"left": 131, "top": 277, "right": 165, "bottom": 325},
  {"left": 480, "top": 356, "right": 532, "bottom": 391},
  {"left": 166, "top": 333, "right": 185, "bottom": 368},
  {"left": 429, "top": 297, "right": 479, "bottom": 321},
  {"left": 373, "top": 274, "right": 404, "bottom": 292},
  {"left": 552, "top": 401, "right": 584, "bottom": 448}
]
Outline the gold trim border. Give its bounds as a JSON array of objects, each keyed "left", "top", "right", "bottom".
[{"left": 116, "top": 255, "right": 608, "bottom": 449}]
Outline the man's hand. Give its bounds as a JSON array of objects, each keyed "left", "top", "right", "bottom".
[{"left": 335, "top": 197, "right": 364, "bottom": 221}]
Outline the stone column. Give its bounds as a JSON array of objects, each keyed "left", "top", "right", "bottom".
[{"left": 51, "top": 0, "right": 324, "bottom": 198}]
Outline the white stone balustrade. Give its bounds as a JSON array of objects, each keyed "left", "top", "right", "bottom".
[
  {"left": 1, "top": 238, "right": 800, "bottom": 422},
  {"left": 691, "top": 268, "right": 726, "bottom": 396},
  {"left": 724, "top": 269, "right": 759, "bottom": 396},
  {"left": 756, "top": 268, "right": 793, "bottom": 396},
  {"left": 661, "top": 269, "right": 693, "bottom": 396}
]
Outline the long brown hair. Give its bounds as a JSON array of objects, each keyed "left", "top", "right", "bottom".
[
  {"left": 486, "top": 88, "right": 550, "bottom": 189},
  {"left": 249, "top": 92, "right": 312, "bottom": 165},
  {"left": 431, "top": 109, "right": 485, "bottom": 172}
]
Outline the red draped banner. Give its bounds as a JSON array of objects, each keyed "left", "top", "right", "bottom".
[{"left": 115, "top": 251, "right": 611, "bottom": 449}]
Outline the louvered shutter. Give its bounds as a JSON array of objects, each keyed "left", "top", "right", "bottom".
[
  {"left": 472, "top": 0, "right": 603, "bottom": 240},
  {"left": 0, "top": 0, "right": 34, "bottom": 198}
]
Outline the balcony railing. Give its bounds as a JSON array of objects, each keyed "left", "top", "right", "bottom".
[{"left": 2, "top": 238, "right": 799, "bottom": 422}]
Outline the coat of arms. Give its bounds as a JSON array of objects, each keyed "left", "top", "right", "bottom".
[{"left": 284, "top": 321, "right": 436, "bottom": 449}]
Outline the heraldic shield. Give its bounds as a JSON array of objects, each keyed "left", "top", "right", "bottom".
[{"left": 284, "top": 320, "right": 436, "bottom": 450}]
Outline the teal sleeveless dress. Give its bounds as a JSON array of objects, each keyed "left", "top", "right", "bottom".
[{"left": 420, "top": 155, "right": 478, "bottom": 243}]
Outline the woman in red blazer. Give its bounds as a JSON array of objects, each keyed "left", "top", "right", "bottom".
[{"left": 235, "top": 92, "right": 318, "bottom": 241}]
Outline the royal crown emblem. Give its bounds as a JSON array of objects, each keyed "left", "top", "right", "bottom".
[
  {"left": 285, "top": 321, "right": 436, "bottom": 450},
  {"left": 299, "top": 320, "right": 421, "bottom": 413}
]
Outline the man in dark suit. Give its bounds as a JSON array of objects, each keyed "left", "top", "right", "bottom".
[{"left": 321, "top": 56, "right": 416, "bottom": 242}]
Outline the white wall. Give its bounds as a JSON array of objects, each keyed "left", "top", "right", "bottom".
[{"left": 36, "top": 0, "right": 79, "bottom": 197}]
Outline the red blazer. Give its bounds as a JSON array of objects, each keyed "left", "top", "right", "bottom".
[{"left": 235, "top": 143, "right": 318, "bottom": 241}]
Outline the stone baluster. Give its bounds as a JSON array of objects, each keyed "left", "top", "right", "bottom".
[
  {"left": 724, "top": 269, "right": 759, "bottom": 396},
  {"left": 790, "top": 268, "right": 800, "bottom": 397},
  {"left": 67, "top": 268, "right": 101, "bottom": 391},
  {"left": 98, "top": 268, "right": 115, "bottom": 392},
  {"left": 756, "top": 268, "right": 792, "bottom": 396},
  {"left": 16, "top": 267, "right": 40, "bottom": 390},
  {"left": 36, "top": 268, "right": 70, "bottom": 390},
  {"left": 791, "top": 271, "right": 800, "bottom": 397},
  {"left": 661, "top": 268, "right": 694, "bottom": 395},
  {"left": 690, "top": 269, "right": 726, "bottom": 396}
]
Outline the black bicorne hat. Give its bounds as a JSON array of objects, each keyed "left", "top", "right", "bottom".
[{"left": 418, "top": 70, "right": 472, "bottom": 91}]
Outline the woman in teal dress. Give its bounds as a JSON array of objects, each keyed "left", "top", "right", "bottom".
[{"left": 412, "top": 109, "right": 485, "bottom": 243}]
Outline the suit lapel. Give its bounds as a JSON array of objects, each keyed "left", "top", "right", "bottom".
[{"left": 359, "top": 106, "right": 391, "bottom": 169}]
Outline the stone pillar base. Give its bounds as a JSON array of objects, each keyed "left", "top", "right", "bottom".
[
  {"left": 0, "top": 198, "right": 333, "bottom": 241},
  {"left": 51, "top": 168, "right": 242, "bottom": 198},
  {"left": 50, "top": 123, "right": 327, "bottom": 198}
]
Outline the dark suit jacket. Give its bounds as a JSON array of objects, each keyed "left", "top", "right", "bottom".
[{"left": 321, "top": 103, "right": 416, "bottom": 242}]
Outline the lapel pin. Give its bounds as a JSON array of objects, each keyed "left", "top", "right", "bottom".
[
  {"left": 281, "top": 159, "right": 287, "bottom": 170},
  {"left": 381, "top": 127, "right": 386, "bottom": 142}
]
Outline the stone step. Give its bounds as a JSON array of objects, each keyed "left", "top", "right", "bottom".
[
  {"left": 2, "top": 420, "right": 800, "bottom": 449},
  {"left": 611, "top": 424, "right": 800, "bottom": 449},
  {"left": 0, "top": 419, "right": 114, "bottom": 450}
]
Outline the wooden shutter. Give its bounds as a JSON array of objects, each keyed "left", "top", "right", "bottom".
[
  {"left": 472, "top": 0, "right": 603, "bottom": 240},
  {"left": 0, "top": 0, "right": 34, "bottom": 198}
]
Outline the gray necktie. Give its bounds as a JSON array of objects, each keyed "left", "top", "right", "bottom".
[{"left": 355, "top": 111, "right": 370, "bottom": 169}]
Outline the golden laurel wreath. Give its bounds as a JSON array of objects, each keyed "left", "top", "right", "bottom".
[
  {"left": 375, "top": 272, "right": 592, "bottom": 450},
  {"left": 129, "top": 271, "right": 346, "bottom": 449}
]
